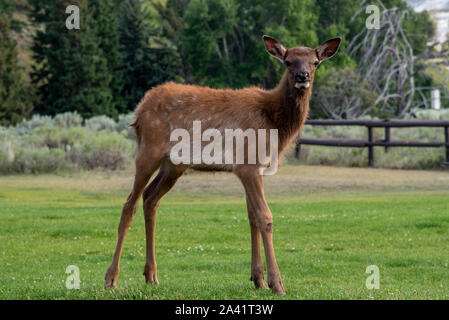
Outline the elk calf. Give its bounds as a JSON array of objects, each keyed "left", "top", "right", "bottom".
[{"left": 105, "top": 35, "right": 341, "bottom": 295}]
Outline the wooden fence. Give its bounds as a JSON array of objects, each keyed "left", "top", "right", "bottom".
[{"left": 295, "top": 120, "right": 449, "bottom": 167}]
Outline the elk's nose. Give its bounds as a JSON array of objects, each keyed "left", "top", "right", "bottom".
[{"left": 295, "top": 72, "right": 310, "bottom": 82}]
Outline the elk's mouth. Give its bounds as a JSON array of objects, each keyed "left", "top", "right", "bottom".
[{"left": 294, "top": 81, "right": 310, "bottom": 89}]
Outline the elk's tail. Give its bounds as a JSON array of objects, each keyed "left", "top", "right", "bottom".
[
  {"left": 130, "top": 117, "right": 141, "bottom": 147},
  {"left": 131, "top": 89, "right": 158, "bottom": 147}
]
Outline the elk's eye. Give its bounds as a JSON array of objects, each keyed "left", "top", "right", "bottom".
[
  {"left": 314, "top": 61, "right": 320, "bottom": 67},
  {"left": 285, "top": 61, "right": 291, "bottom": 67}
]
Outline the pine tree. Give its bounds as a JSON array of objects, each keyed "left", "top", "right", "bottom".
[
  {"left": 91, "top": 0, "right": 126, "bottom": 113},
  {"left": 118, "top": 0, "right": 178, "bottom": 110},
  {"left": 0, "top": 4, "right": 32, "bottom": 126},
  {"left": 31, "top": 0, "right": 116, "bottom": 118}
]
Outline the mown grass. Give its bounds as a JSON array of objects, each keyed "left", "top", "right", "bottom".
[{"left": 0, "top": 165, "right": 448, "bottom": 300}]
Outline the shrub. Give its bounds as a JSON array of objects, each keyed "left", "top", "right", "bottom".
[
  {"left": 0, "top": 126, "right": 17, "bottom": 174},
  {"left": 0, "top": 140, "right": 15, "bottom": 173},
  {"left": 0, "top": 115, "right": 135, "bottom": 174},
  {"left": 53, "top": 111, "right": 83, "bottom": 128},
  {"left": 70, "top": 131, "right": 134, "bottom": 170},
  {"left": 25, "top": 126, "right": 89, "bottom": 150},
  {"left": 11, "top": 147, "right": 68, "bottom": 174},
  {"left": 13, "top": 114, "right": 54, "bottom": 135},
  {"left": 311, "top": 67, "right": 378, "bottom": 119},
  {"left": 85, "top": 115, "right": 117, "bottom": 132},
  {"left": 405, "top": 109, "right": 449, "bottom": 121},
  {"left": 117, "top": 113, "right": 136, "bottom": 140}
]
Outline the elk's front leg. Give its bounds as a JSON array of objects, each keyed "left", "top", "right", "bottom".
[
  {"left": 236, "top": 168, "right": 285, "bottom": 295},
  {"left": 246, "top": 196, "right": 268, "bottom": 289}
]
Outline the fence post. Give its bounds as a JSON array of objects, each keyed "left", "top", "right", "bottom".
[
  {"left": 445, "top": 126, "right": 449, "bottom": 165},
  {"left": 368, "top": 126, "right": 374, "bottom": 167},
  {"left": 384, "top": 127, "right": 390, "bottom": 153},
  {"left": 295, "top": 141, "right": 302, "bottom": 159}
]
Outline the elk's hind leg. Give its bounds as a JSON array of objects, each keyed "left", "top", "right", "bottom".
[
  {"left": 105, "top": 155, "right": 160, "bottom": 288},
  {"left": 142, "top": 159, "right": 186, "bottom": 285}
]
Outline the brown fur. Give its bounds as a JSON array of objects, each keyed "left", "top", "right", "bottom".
[{"left": 131, "top": 71, "right": 311, "bottom": 160}]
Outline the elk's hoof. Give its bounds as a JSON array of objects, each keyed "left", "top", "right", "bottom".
[
  {"left": 251, "top": 276, "right": 269, "bottom": 290},
  {"left": 143, "top": 266, "right": 159, "bottom": 285},
  {"left": 269, "top": 281, "right": 286, "bottom": 295},
  {"left": 145, "top": 276, "right": 159, "bottom": 286},
  {"left": 104, "top": 267, "right": 119, "bottom": 289}
]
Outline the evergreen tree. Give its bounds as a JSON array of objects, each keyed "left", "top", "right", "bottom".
[
  {"left": 153, "top": 0, "right": 191, "bottom": 83},
  {"left": 31, "top": 0, "right": 117, "bottom": 118},
  {"left": 118, "top": 0, "right": 178, "bottom": 110},
  {"left": 91, "top": 0, "right": 126, "bottom": 113},
  {"left": 0, "top": 2, "right": 32, "bottom": 126}
]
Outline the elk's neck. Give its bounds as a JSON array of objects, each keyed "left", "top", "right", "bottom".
[{"left": 266, "top": 72, "right": 312, "bottom": 150}]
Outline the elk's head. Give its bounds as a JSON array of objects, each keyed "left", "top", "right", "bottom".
[{"left": 263, "top": 35, "right": 341, "bottom": 91}]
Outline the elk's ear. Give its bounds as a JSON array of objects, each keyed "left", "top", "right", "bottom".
[
  {"left": 316, "top": 37, "right": 341, "bottom": 62},
  {"left": 263, "top": 35, "right": 287, "bottom": 62}
]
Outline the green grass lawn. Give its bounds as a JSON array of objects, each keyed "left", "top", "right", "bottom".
[{"left": 0, "top": 165, "right": 448, "bottom": 300}]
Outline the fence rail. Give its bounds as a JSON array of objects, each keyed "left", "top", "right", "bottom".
[{"left": 295, "top": 120, "right": 449, "bottom": 167}]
